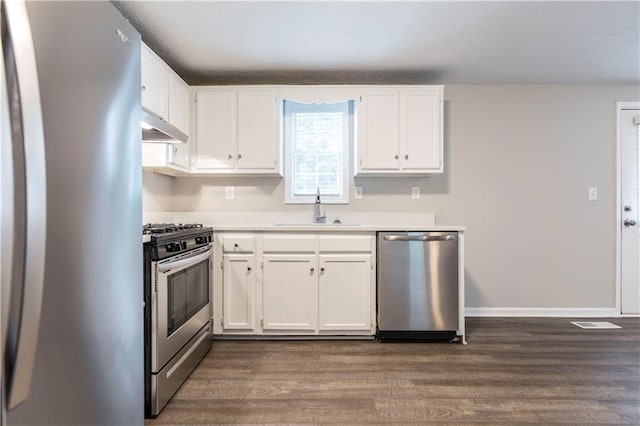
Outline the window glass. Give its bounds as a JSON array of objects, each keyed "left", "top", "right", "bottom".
[{"left": 284, "top": 100, "right": 352, "bottom": 204}]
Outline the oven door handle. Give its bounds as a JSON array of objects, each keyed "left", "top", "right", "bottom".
[{"left": 158, "top": 248, "right": 211, "bottom": 273}]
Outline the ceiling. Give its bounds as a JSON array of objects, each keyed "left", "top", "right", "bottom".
[{"left": 112, "top": 1, "right": 640, "bottom": 86}]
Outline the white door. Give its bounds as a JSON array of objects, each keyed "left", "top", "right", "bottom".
[
  {"left": 358, "top": 91, "right": 399, "bottom": 170},
  {"left": 262, "top": 254, "right": 317, "bottom": 331},
  {"left": 168, "top": 72, "right": 190, "bottom": 134},
  {"left": 222, "top": 254, "right": 256, "bottom": 331},
  {"left": 318, "top": 254, "right": 372, "bottom": 331},
  {"left": 620, "top": 104, "right": 640, "bottom": 314},
  {"left": 141, "top": 45, "right": 168, "bottom": 120},
  {"left": 400, "top": 90, "right": 442, "bottom": 171},
  {"left": 237, "top": 90, "right": 278, "bottom": 170},
  {"left": 195, "top": 91, "right": 235, "bottom": 169}
]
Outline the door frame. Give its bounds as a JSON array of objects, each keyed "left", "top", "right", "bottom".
[{"left": 616, "top": 101, "right": 640, "bottom": 316}]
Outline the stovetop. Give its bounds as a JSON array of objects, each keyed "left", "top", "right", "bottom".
[
  {"left": 143, "top": 223, "right": 204, "bottom": 235},
  {"left": 143, "top": 223, "right": 213, "bottom": 259}
]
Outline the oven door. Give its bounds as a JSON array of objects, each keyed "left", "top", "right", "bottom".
[{"left": 151, "top": 245, "right": 212, "bottom": 372}]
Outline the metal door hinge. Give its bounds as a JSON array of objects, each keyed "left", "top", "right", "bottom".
[
  {"left": 194, "top": 93, "right": 198, "bottom": 102},
  {"left": 221, "top": 317, "right": 224, "bottom": 326},
  {"left": 359, "top": 96, "right": 362, "bottom": 102},
  {"left": 359, "top": 158, "right": 363, "bottom": 166},
  {"left": 221, "top": 260, "right": 224, "bottom": 269},
  {"left": 260, "top": 318, "right": 264, "bottom": 327},
  {"left": 261, "top": 261, "right": 264, "bottom": 269}
]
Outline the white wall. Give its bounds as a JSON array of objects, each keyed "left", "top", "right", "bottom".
[
  {"left": 143, "top": 85, "right": 640, "bottom": 311},
  {"left": 142, "top": 170, "right": 174, "bottom": 219}
]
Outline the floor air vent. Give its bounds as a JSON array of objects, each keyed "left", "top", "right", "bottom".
[{"left": 571, "top": 321, "right": 621, "bottom": 329}]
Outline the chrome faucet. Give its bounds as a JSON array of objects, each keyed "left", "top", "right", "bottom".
[{"left": 313, "top": 187, "right": 326, "bottom": 223}]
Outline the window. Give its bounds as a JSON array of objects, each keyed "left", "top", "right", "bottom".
[{"left": 283, "top": 100, "right": 353, "bottom": 204}]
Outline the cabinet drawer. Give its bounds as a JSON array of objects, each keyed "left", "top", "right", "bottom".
[
  {"left": 263, "top": 235, "right": 316, "bottom": 253},
  {"left": 318, "top": 235, "right": 372, "bottom": 253},
  {"left": 222, "top": 235, "right": 256, "bottom": 253}
]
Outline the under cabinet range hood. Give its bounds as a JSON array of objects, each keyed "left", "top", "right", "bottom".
[{"left": 141, "top": 108, "right": 188, "bottom": 144}]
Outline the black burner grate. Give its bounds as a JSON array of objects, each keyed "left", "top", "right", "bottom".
[{"left": 143, "top": 223, "right": 204, "bottom": 235}]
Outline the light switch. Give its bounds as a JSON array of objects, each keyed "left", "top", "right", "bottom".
[
  {"left": 225, "top": 186, "right": 235, "bottom": 200},
  {"left": 411, "top": 187, "right": 420, "bottom": 200},
  {"left": 354, "top": 186, "right": 363, "bottom": 200},
  {"left": 588, "top": 186, "right": 598, "bottom": 201}
]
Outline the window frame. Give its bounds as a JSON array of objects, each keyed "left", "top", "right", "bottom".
[{"left": 283, "top": 100, "right": 353, "bottom": 204}]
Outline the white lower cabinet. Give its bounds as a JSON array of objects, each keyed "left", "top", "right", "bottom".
[
  {"left": 219, "top": 235, "right": 258, "bottom": 333},
  {"left": 318, "top": 254, "right": 372, "bottom": 331},
  {"left": 214, "top": 232, "right": 375, "bottom": 336},
  {"left": 222, "top": 253, "right": 257, "bottom": 332},
  {"left": 262, "top": 254, "right": 317, "bottom": 332}
]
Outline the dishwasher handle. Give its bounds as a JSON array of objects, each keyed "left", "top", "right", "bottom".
[{"left": 383, "top": 234, "right": 456, "bottom": 242}]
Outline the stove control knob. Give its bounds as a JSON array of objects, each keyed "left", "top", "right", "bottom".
[
  {"left": 196, "top": 236, "right": 204, "bottom": 244},
  {"left": 166, "top": 242, "right": 181, "bottom": 252}
]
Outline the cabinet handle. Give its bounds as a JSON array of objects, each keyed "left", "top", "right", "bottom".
[
  {"left": 320, "top": 267, "right": 325, "bottom": 273},
  {"left": 172, "top": 146, "right": 178, "bottom": 153},
  {"left": 394, "top": 154, "right": 399, "bottom": 159},
  {"left": 141, "top": 85, "right": 146, "bottom": 92},
  {"left": 237, "top": 154, "right": 242, "bottom": 159},
  {"left": 247, "top": 267, "right": 252, "bottom": 272},
  {"left": 310, "top": 267, "right": 315, "bottom": 273},
  {"left": 404, "top": 154, "right": 409, "bottom": 160},
  {"left": 228, "top": 154, "right": 233, "bottom": 160},
  {"left": 234, "top": 243, "right": 239, "bottom": 248}
]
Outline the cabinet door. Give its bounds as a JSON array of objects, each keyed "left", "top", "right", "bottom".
[
  {"left": 167, "top": 75, "right": 190, "bottom": 170},
  {"left": 358, "top": 91, "right": 399, "bottom": 171},
  {"left": 222, "top": 254, "right": 257, "bottom": 332},
  {"left": 318, "top": 254, "right": 372, "bottom": 331},
  {"left": 400, "top": 90, "right": 442, "bottom": 171},
  {"left": 168, "top": 72, "right": 190, "bottom": 135},
  {"left": 237, "top": 90, "right": 278, "bottom": 170},
  {"left": 141, "top": 45, "right": 169, "bottom": 120},
  {"left": 167, "top": 144, "right": 190, "bottom": 171},
  {"left": 195, "top": 91, "right": 235, "bottom": 169},
  {"left": 262, "top": 254, "right": 317, "bottom": 331}
]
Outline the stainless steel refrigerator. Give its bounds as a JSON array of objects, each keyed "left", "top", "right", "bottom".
[{"left": 1, "top": 1, "right": 143, "bottom": 424}]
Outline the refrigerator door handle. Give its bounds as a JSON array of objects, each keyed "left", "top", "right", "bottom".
[
  {"left": 2, "top": 0, "right": 47, "bottom": 410},
  {"left": 1, "top": 20, "right": 15, "bottom": 426}
]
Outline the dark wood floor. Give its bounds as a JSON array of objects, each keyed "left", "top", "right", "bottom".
[{"left": 147, "top": 317, "right": 640, "bottom": 424}]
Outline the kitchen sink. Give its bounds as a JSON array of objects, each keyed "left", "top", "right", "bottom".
[{"left": 273, "top": 223, "right": 360, "bottom": 226}]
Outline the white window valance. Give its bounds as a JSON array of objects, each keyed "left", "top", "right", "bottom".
[{"left": 277, "top": 87, "right": 360, "bottom": 105}]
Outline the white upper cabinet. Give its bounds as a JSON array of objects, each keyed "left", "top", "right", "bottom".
[
  {"left": 195, "top": 90, "right": 236, "bottom": 170},
  {"left": 357, "top": 86, "right": 443, "bottom": 175},
  {"left": 141, "top": 44, "right": 169, "bottom": 120},
  {"left": 401, "top": 90, "right": 441, "bottom": 171},
  {"left": 193, "top": 88, "right": 280, "bottom": 175},
  {"left": 141, "top": 43, "right": 191, "bottom": 174},
  {"left": 168, "top": 72, "right": 190, "bottom": 135},
  {"left": 358, "top": 90, "right": 399, "bottom": 171},
  {"left": 237, "top": 90, "right": 278, "bottom": 170}
]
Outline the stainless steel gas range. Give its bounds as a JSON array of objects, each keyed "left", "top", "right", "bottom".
[{"left": 143, "top": 223, "right": 213, "bottom": 417}]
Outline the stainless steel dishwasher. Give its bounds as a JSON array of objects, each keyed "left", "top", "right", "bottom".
[{"left": 377, "top": 231, "right": 459, "bottom": 341}]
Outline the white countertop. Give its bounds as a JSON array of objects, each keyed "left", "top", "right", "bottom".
[
  {"left": 142, "top": 212, "right": 465, "bottom": 236},
  {"left": 211, "top": 224, "right": 465, "bottom": 232}
]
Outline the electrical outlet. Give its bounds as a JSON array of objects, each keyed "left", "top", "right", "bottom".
[
  {"left": 354, "top": 186, "right": 363, "bottom": 200},
  {"left": 411, "top": 187, "right": 420, "bottom": 200},
  {"left": 225, "top": 186, "right": 235, "bottom": 200},
  {"left": 588, "top": 186, "right": 598, "bottom": 201}
]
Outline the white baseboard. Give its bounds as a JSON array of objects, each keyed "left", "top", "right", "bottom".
[{"left": 465, "top": 307, "right": 619, "bottom": 317}]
